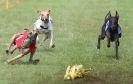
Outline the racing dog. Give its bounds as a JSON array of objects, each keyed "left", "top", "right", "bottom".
[
  {"left": 34, "top": 9, "right": 55, "bottom": 48},
  {"left": 97, "top": 11, "right": 122, "bottom": 59},
  {"left": 5, "top": 29, "right": 39, "bottom": 64}
]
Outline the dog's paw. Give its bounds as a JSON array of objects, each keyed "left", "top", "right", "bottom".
[
  {"left": 52, "top": 44, "right": 55, "bottom": 48},
  {"left": 5, "top": 50, "right": 9, "bottom": 54}
]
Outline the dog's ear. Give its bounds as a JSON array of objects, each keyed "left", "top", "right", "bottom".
[
  {"left": 48, "top": 9, "right": 51, "bottom": 13},
  {"left": 37, "top": 10, "right": 43, "bottom": 16},
  {"left": 105, "top": 11, "right": 111, "bottom": 21},
  {"left": 45, "top": 9, "right": 51, "bottom": 15},
  {"left": 37, "top": 10, "right": 41, "bottom": 13},
  {"left": 115, "top": 11, "right": 119, "bottom": 20},
  {"left": 48, "top": 10, "right": 51, "bottom": 15},
  {"left": 108, "top": 11, "right": 111, "bottom": 17}
]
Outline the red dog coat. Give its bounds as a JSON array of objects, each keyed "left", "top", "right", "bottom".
[{"left": 15, "top": 31, "right": 36, "bottom": 52}]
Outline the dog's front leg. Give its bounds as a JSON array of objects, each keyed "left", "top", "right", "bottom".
[
  {"left": 106, "top": 32, "right": 111, "bottom": 48},
  {"left": 29, "top": 52, "right": 35, "bottom": 62},
  {"left": 107, "top": 38, "right": 111, "bottom": 48}
]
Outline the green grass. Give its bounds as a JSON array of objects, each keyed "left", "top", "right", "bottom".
[{"left": 0, "top": 0, "right": 133, "bottom": 84}]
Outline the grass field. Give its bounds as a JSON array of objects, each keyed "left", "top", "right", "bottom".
[{"left": 0, "top": 0, "right": 133, "bottom": 84}]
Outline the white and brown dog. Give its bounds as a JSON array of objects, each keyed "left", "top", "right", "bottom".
[{"left": 34, "top": 10, "right": 55, "bottom": 48}]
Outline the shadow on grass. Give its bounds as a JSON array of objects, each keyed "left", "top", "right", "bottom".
[
  {"left": 13, "top": 59, "right": 40, "bottom": 65},
  {"left": 37, "top": 47, "right": 55, "bottom": 53},
  {"left": 64, "top": 75, "right": 107, "bottom": 84},
  {"left": 106, "top": 54, "right": 121, "bottom": 60},
  {"left": 106, "top": 54, "right": 116, "bottom": 59}
]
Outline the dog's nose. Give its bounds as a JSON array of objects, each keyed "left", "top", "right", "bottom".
[{"left": 111, "top": 24, "right": 115, "bottom": 28}]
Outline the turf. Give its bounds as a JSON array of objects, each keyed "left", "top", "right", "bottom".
[{"left": 0, "top": 0, "right": 133, "bottom": 84}]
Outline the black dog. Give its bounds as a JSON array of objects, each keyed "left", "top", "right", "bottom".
[{"left": 97, "top": 11, "right": 122, "bottom": 59}]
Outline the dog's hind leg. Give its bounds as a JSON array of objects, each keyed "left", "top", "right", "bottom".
[
  {"left": 5, "top": 49, "right": 30, "bottom": 64},
  {"left": 44, "top": 36, "right": 48, "bottom": 42},
  {"left": 5, "top": 33, "right": 20, "bottom": 54}
]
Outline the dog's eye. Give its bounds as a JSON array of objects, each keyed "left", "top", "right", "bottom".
[{"left": 41, "top": 17, "right": 43, "bottom": 20}]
